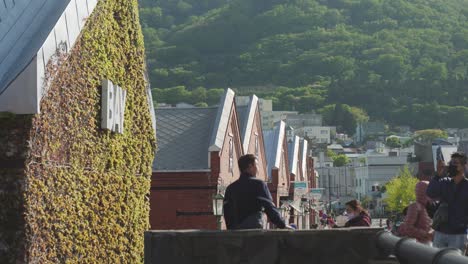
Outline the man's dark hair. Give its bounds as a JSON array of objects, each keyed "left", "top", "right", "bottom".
[
  {"left": 451, "top": 152, "right": 467, "bottom": 165},
  {"left": 238, "top": 154, "right": 256, "bottom": 172}
]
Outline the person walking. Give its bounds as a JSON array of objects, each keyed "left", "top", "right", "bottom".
[
  {"left": 398, "top": 181, "right": 433, "bottom": 244},
  {"left": 427, "top": 152, "right": 468, "bottom": 251},
  {"left": 223, "top": 154, "right": 292, "bottom": 230},
  {"left": 344, "top": 199, "right": 371, "bottom": 227}
]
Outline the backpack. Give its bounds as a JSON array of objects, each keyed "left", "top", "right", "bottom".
[
  {"left": 432, "top": 202, "right": 449, "bottom": 230},
  {"left": 426, "top": 200, "right": 440, "bottom": 219}
]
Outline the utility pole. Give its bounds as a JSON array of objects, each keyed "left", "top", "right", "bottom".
[
  {"left": 345, "top": 166, "right": 348, "bottom": 196},
  {"left": 328, "top": 168, "right": 331, "bottom": 213}
]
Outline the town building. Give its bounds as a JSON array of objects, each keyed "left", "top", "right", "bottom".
[
  {"left": 316, "top": 166, "right": 356, "bottom": 212},
  {"left": 354, "top": 154, "right": 409, "bottom": 209},
  {"left": 459, "top": 128, "right": 468, "bottom": 154},
  {"left": 355, "top": 121, "right": 387, "bottom": 143},
  {"left": 295, "top": 126, "right": 332, "bottom": 144},
  {"left": 261, "top": 110, "right": 298, "bottom": 130}
]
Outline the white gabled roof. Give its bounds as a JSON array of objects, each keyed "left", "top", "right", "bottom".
[
  {"left": 209, "top": 88, "right": 236, "bottom": 152},
  {"left": 238, "top": 95, "right": 259, "bottom": 153},
  {"left": 288, "top": 136, "right": 300, "bottom": 175}
]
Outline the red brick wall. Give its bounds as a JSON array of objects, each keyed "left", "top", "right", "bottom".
[
  {"left": 307, "top": 157, "right": 316, "bottom": 188},
  {"left": 217, "top": 106, "right": 242, "bottom": 188},
  {"left": 268, "top": 169, "right": 279, "bottom": 206},
  {"left": 245, "top": 110, "right": 268, "bottom": 182},
  {"left": 150, "top": 171, "right": 218, "bottom": 230}
]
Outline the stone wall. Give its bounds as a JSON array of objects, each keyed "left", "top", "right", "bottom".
[{"left": 145, "top": 228, "right": 391, "bottom": 264}]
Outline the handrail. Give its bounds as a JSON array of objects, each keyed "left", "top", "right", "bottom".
[{"left": 376, "top": 231, "right": 468, "bottom": 264}]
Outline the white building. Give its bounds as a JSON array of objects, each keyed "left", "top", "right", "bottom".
[
  {"left": 262, "top": 110, "right": 298, "bottom": 130},
  {"left": 295, "top": 126, "right": 332, "bottom": 144},
  {"left": 354, "top": 155, "right": 409, "bottom": 201},
  {"left": 459, "top": 128, "right": 468, "bottom": 154},
  {"left": 316, "top": 166, "right": 357, "bottom": 212},
  {"left": 285, "top": 113, "right": 323, "bottom": 128}
]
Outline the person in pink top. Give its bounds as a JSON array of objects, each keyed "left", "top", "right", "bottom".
[{"left": 398, "top": 181, "right": 433, "bottom": 244}]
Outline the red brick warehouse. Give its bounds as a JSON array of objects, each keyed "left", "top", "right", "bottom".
[
  {"left": 150, "top": 89, "right": 243, "bottom": 230},
  {"left": 263, "top": 121, "right": 290, "bottom": 207}
]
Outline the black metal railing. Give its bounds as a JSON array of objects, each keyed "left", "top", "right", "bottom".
[{"left": 376, "top": 231, "right": 468, "bottom": 264}]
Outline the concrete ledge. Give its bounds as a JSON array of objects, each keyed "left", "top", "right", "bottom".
[{"left": 145, "top": 228, "right": 388, "bottom": 264}]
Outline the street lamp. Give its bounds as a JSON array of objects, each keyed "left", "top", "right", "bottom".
[
  {"left": 212, "top": 193, "right": 224, "bottom": 230},
  {"left": 280, "top": 201, "right": 290, "bottom": 222},
  {"left": 300, "top": 197, "right": 309, "bottom": 229}
]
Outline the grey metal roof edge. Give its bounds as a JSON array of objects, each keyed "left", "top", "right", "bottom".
[
  {"left": 209, "top": 88, "right": 235, "bottom": 151},
  {"left": 241, "top": 95, "right": 258, "bottom": 153},
  {"left": 144, "top": 68, "right": 157, "bottom": 138}
]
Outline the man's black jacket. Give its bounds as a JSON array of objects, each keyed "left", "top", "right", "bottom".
[{"left": 223, "top": 173, "right": 286, "bottom": 229}]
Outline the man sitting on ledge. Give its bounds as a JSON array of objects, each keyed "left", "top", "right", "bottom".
[{"left": 223, "top": 154, "right": 292, "bottom": 230}]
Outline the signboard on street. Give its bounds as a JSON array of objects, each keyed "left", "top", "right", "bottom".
[
  {"left": 308, "top": 188, "right": 324, "bottom": 199},
  {"left": 293, "top": 181, "right": 308, "bottom": 199}
]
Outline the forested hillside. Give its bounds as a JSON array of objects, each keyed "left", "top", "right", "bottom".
[{"left": 139, "top": 0, "right": 468, "bottom": 130}]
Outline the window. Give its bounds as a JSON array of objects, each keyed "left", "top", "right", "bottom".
[
  {"left": 229, "top": 138, "right": 233, "bottom": 173},
  {"left": 321, "top": 130, "right": 328, "bottom": 135},
  {"left": 372, "top": 186, "right": 376, "bottom": 192}
]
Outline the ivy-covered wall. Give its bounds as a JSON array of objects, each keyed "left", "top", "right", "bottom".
[
  {"left": 13, "top": 0, "right": 155, "bottom": 262},
  {"left": 0, "top": 115, "right": 31, "bottom": 263}
]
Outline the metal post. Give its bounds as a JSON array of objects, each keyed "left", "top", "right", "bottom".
[
  {"left": 328, "top": 168, "right": 331, "bottom": 213},
  {"left": 217, "top": 216, "right": 222, "bottom": 230},
  {"left": 345, "top": 166, "right": 347, "bottom": 196}
]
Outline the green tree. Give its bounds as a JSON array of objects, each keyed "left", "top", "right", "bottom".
[
  {"left": 386, "top": 137, "right": 402, "bottom": 149},
  {"left": 413, "top": 129, "right": 448, "bottom": 144},
  {"left": 140, "top": 0, "right": 468, "bottom": 129},
  {"left": 195, "top": 102, "right": 208, "bottom": 107},
  {"left": 384, "top": 166, "right": 419, "bottom": 213},
  {"left": 320, "top": 104, "right": 368, "bottom": 135},
  {"left": 361, "top": 196, "right": 372, "bottom": 210},
  {"left": 333, "top": 154, "right": 350, "bottom": 167}
]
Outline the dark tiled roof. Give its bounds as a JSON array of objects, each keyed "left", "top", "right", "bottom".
[
  {"left": 153, "top": 107, "right": 218, "bottom": 170},
  {"left": 237, "top": 105, "right": 249, "bottom": 136},
  {"left": 263, "top": 121, "right": 286, "bottom": 181}
]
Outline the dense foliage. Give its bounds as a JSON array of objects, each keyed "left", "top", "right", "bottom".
[
  {"left": 139, "top": 0, "right": 468, "bottom": 130},
  {"left": 384, "top": 166, "right": 419, "bottom": 213}
]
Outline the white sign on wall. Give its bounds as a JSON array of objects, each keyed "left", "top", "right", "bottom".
[{"left": 101, "top": 79, "right": 127, "bottom": 134}]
